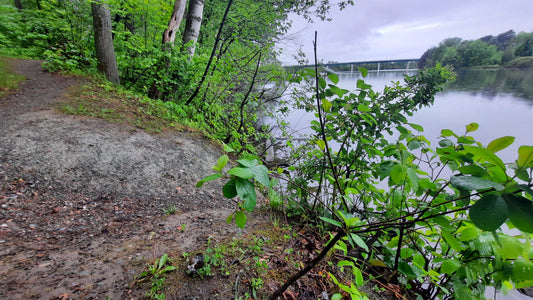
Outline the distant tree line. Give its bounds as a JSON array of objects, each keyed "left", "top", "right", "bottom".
[{"left": 418, "top": 30, "right": 533, "bottom": 69}]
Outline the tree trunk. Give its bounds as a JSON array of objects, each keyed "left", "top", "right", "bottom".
[
  {"left": 185, "top": 0, "right": 233, "bottom": 105},
  {"left": 91, "top": 1, "right": 120, "bottom": 84},
  {"left": 182, "top": 0, "right": 205, "bottom": 56},
  {"left": 162, "top": 0, "right": 186, "bottom": 45},
  {"left": 14, "top": 0, "right": 23, "bottom": 10}
]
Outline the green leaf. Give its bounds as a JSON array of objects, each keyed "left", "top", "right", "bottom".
[
  {"left": 462, "top": 145, "right": 506, "bottom": 173},
  {"left": 469, "top": 195, "right": 508, "bottom": 231},
  {"left": 358, "top": 67, "right": 368, "bottom": 77},
  {"left": 441, "top": 260, "right": 461, "bottom": 275},
  {"left": 497, "top": 234, "right": 524, "bottom": 259},
  {"left": 439, "top": 139, "right": 454, "bottom": 148},
  {"left": 322, "top": 98, "right": 332, "bottom": 112},
  {"left": 487, "top": 136, "right": 515, "bottom": 153},
  {"left": 235, "top": 211, "right": 247, "bottom": 229},
  {"left": 318, "top": 77, "right": 326, "bottom": 89},
  {"left": 316, "top": 139, "right": 325, "bottom": 151},
  {"left": 512, "top": 259, "right": 533, "bottom": 283},
  {"left": 235, "top": 178, "right": 256, "bottom": 211},
  {"left": 327, "top": 72, "right": 339, "bottom": 84},
  {"left": 213, "top": 155, "right": 229, "bottom": 172},
  {"left": 458, "top": 226, "right": 480, "bottom": 241},
  {"left": 250, "top": 164, "right": 270, "bottom": 187},
  {"left": 349, "top": 233, "right": 369, "bottom": 252},
  {"left": 398, "top": 261, "right": 417, "bottom": 278},
  {"left": 517, "top": 145, "right": 533, "bottom": 168},
  {"left": 390, "top": 164, "right": 407, "bottom": 185},
  {"left": 223, "top": 144, "right": 235, "bottom": 153},
  {"left": 223, "top": 180, "right": 237, "bottom": 198},
  {"left": 226, "top": 213, "right": 233, "bottom": 224},
  {"left": 450, "top": 175, "right": 504, "bottom": 191},
  {"left": 228, "top": 167, "right": 254, "bottom": 179},
  {"left": 466, "top": 122, "right": 479, "bottom": 133},
  {"left": 458, "top": 165, "right": 487, "bottom": 177},
  {"left": 407, "top": 123, "right": 424, "bottom": 132},
  {"left": 357, "top": 104, "right": 371, "bottom": 112},
  {"left": 503, "top": 194, "right": 533, "bottom": 233},
  {"left": 196, "top": 173, "right": 223, "bottom": 188},
  {"left": 319, "top": 216, "right": 343, "bottom": 228},
  {"left": 356, "top": 79, "right": 372, "bottom": 89},
  {"left": 442, "top": 230, "right": 463, "bottom": 252},
  {"left": 334, "top": 240, "right": 348, "bottom": 255},
  {"left": 236, "top": 158, "right": 259, "bottom": 168},
  {"left": 441, "top": 129, "right": 457, "bottom": 137}
]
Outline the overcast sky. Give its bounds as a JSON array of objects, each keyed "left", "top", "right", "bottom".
[{"left": 277, "top": 0, "right": 533, "bottom": 64}]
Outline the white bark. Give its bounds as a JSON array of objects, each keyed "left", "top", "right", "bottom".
[
  {"left": 182, "top": 0, "right": 205, "bottom": 56},
  {"left": 162, "top": 0, "right": 187, "bottom": 45}
]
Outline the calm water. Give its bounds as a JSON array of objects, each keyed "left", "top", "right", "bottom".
[
  {"left": 278, "top": 68, "right": 533, "bottom": 164},
  {"left": 274, "top": 68, "right": 533, "bottom": 300}
]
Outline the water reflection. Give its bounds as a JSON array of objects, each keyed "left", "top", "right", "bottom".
[{"left": 448, "top": 68, "right": 533, "bottom": 102}]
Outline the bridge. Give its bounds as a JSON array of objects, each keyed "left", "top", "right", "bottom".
[{"left": 287, "top": 58, "right": 419, "bottom": 74}]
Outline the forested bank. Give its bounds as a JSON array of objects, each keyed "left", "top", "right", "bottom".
[
  {"left": 2, "top": 1, "right": 533, "bottom": 299},
  {"left": 419, "top": 30, "right": 533, "bottom": 69}
]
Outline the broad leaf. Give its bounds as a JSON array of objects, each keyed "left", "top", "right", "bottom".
[
  {"left": 349, "top": 233, "right": 369, "bottom": 252},
  {"left": 358, "top": 67, "right": 368, "bottom": 77},
  {"left": 319, "top": 216, "right": 343, "bottom": 228},
  {"left": 517, "top": 146, "right": 533, "bottom": 168},
  {"left": 357, "top": 104, "right": 371, "bottom": 112},
  {"left": 235, "top": 211, "right": 247, "bottom": 229},
  {"left": 196, "top": 173, "right": 223, "bottom": 188},
  {"left": 223, "top": 180, "right": 237, "bottom": 198},
  {"left": 318, "top": 77, "right": 326, "bottom": 89},
  {"left": 503, "top": 194, "right": 533, "bottom": 233},
  {"left": 462, "top": 146, "right": 506, "bottom": 173},
  {"left": 466, "top": 122, "right": 479, "bottom": 133},
  {"left": 322, "top": 98, "right": 332, "bottom": 112},
  {"left": 236, "top": 158, "right": 258, "bottom": 168},
  {"left": 235, "top": 178, "right": 256, "bottom": 211},
  {"left": 228, "top": 167, "right": 254, "bottom": 179},
  {"left": 441, "top": 129, "right": 457, "bottom": 137},
  {"left": 250, "top": 164, "right": 270, "bottom": 187},
  {"left": 450, "top": 175, "right": 504, "bottom": 191},
  {"left": 487, "top": 136, "right": 515, "bottom": 153},
  {"left": 441, "top": 259, "right": 461, "bottom": 275},
  {"left": 407, "top": 122, "right": 424, "bottom": 132},
  {"left": 213, "top": 155, "right": 229, "bottom": 172},
  {"left": 469, "top": 195, "right": 508, "bottom": 231},
  {"left": 390, "top": 164, "right": 407, "bottom": 185},
  {"left": 327, "top": 72, "right": 339, "bottom": 84}
]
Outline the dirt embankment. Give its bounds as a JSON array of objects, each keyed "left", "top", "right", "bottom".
[{"left": 0, "top": 59, "right": 253, "bottom": 299}]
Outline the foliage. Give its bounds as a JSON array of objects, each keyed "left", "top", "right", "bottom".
[
  {"left": 419, "top": 30, "right": 533, "bottom": 69},
  {"left": 137, "top": 253, "right": 177, "bottom": 300},
  {"left": 197, "top": 145, "right": 275, "bottom": 228},
  {"left": 199, "top": 65, "right": 533, "bottom": 299},
  {"left": 0, "top": 57, "right": 25, "bottom": 97}
]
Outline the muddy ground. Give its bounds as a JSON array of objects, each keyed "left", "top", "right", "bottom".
[{"left": 0, "top": 59, "right": 274, "bottom": 299}]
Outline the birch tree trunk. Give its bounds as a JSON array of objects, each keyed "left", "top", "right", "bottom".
[
  {"left": 182, "top": 0, "right": 205, "bottom": 56},
  {"left": 91, "top": 1, "right": 120, "bottom": 84},
  {"left": 162, "top": 0, "right": 187, "bottom": 45}
]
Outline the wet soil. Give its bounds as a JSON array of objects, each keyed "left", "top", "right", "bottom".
[{"left": 0, "top": 59, "right": 265, "bottom": 299}]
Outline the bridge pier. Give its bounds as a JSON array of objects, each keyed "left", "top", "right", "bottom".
[{"left": 377, "top": 62, "right": 381, "bottom": 74}]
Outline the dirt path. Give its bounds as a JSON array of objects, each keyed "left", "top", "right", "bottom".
[{"left": 0, "top": 59, "right": 257, "bottom": 299}]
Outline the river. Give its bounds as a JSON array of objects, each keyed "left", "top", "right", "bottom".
[
  {"left": 269, "top": 67, "right": 533, "bottom": 300},
  {"left": 274, "top": 68, "right": 533, "bottom": 163}
]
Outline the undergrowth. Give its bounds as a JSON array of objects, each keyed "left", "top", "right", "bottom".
[{"left": 0, "top": 57, "right": 25, "bottom": 97}]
